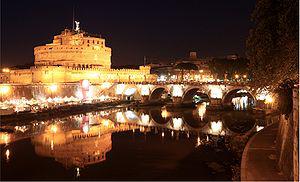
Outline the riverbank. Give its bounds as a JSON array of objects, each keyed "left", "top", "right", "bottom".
[
  {"left": 241, "top": 122, "right": 287, "bottom": 181},
  {"left": 0, "top": 100, "right": 133, "bottom": 125}
]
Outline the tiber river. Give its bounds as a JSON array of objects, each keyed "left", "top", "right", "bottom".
[{"left": 0, "top": 103, "right": 277, "bottom": 180}]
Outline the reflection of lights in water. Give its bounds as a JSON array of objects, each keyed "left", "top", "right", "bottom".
[
  {"left": 76, "top": 167, "right": 80, "bottom": 178},
  {"left": 82, "top": 123, "right": 89, "bottom": 134},
  {"left": 124, "top": 88, "right": 136, "bottom": 96},
  {"left": 116, "top": 112, "right": 126, "bottom": 123},
  {"left": 206, "top": 135, "right": 209, "bottom": 142},
  {"left": 50, "top": 125, "right": 58, "bottom": 134},
  {"left": 161, "top": 108, "right": 169, "bottom": 118},
  {"left": 141, "top": 85, "right": 150, "bottom": 96},
  {"left": 256, "top": 125, "right": 264, "bottom": 132},
  {"left": 125, "top": 110, "right": 138, "bottom": 120},
  {"left": 196, "top": 136, "right": 201, "bottom": 147},
  {"left": 210, "top": 121, "right": 223, "bottom": 135},
  {"left": 197, "top": 102, "right": 206, "bottom": 120},
  {"left": 187, "top": 132, "right": 190, "bottom": 138},
  {"left": 5, "top": 149, "right": 10, "bottom": 161},
  {"left": 140, "top": 126, "right": 145, "bottom": 132},
  {"left": 171, "top": 131, "right": 174, "bottom": 137},
  {"left": 172, "top": 85, "right": 183, "bottom": 97},
  {"left": 51, "top": 140, "right": 54, "bottom": 150},
  {"left": 141, "top": 113, "right": 150, "bottom": 125},
  {"left": 132, "top": 129, "right": 135, "bottom": 133},
  {"left": 162, "top": 132, "right": 165, "bottom": 138},
  {"left": 116, "top": 84, "right": 126, "bottom": 95},
  {"left": 172, "top": 118, "right": 183, "bottom": 130},
  {"left": 209, "top": 85, "right": 223, "bottom": 99},
  {"left": 232, "top": 96, "right": 248, "bottom": 110}
]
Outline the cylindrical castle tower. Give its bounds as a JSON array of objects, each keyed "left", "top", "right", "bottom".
[{"left": 34, "top": 29, "right": 111, "bottom": 69}]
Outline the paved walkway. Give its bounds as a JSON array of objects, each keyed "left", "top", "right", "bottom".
[{"left": 241, "top": 122, "right": 287, "bottom": 181}]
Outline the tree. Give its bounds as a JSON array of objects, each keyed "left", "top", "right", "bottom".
[
  {"left": 208, "top": 57, "right": 249, "bottom": 80},
  {"left": 246, "top": 0, "right": 298, "bottom": 91}
]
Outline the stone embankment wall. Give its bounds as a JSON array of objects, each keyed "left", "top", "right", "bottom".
[{"left": 276, "top": 88, "right": 299, "bottom": 181}]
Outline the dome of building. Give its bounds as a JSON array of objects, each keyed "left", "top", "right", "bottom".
[{"left": 174, "top": 62, "right": 199, "bottom": 70}]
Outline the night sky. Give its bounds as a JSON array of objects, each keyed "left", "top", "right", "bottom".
[{"left": 1, "top": 0, "right": 255, "bottom": 67}]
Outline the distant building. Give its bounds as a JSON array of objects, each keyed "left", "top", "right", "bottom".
[{"left": 149, "top": 52, "right": 214, "bottom": 82}]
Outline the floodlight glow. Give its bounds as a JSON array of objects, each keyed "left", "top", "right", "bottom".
[
  {"left": 124, "top": 88, "right": 136, "bottom": 96},
  {"left": 209, "top": 85, "right": 222, "bottom": 99},
  {"left": 172, "top": 85, "right": 183, "bottom": 97},
  {"left": 116, "top": 84, "right": 126, "bottom": 95},
  {"left": 141, "top": 85, "right": 150, "bottom": 96}
]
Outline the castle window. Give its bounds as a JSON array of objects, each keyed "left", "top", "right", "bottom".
[{"left": 87, "top": 40, "right": 90, "bottom": 43}]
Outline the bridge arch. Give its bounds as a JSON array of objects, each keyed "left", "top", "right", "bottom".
[
  {"left": 149, "top": 108, "right": 171, "bottom": 125},
  {"left": 182, "top": 110, "right": 208, "bottom": 129},
  {"left": 222, "top": 88, "right": 256, "bottom": 109},
  {"left": 222, "top": 111, "right": 256, "bottom": 134},
  {"left": 182, "top": 87, "right": 210, "bottom": 103},
  {"left": 149, "top": 86, "right": 169, "bottom": 101}
]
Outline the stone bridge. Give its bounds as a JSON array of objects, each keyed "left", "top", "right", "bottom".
[{"left": 106, "top": 82, "right": 257, "bottom": 106}]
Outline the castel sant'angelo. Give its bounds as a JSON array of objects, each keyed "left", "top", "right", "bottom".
[{"left": 1, "top": 22, "right": 156, "bottom": 84}]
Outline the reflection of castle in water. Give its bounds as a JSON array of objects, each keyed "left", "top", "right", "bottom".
[
  {"left": 31, "top": 126, "right": 112, "bottom": 168},
  {"left": 27, "top": 105, "right": 258, "bottom": 168},
  {"left": 30, "top": 120, "right": 141, "bottom": 168}
]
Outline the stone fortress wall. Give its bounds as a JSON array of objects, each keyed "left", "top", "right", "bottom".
[{"left": 9, "top": 65, "right": 155, "bottom": 84}]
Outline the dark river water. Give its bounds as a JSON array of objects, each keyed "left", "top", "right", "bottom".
[{"left": 0, "top": 104, "right": 276, "bottom": 180}]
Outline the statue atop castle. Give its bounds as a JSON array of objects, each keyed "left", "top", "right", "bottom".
[{"left": 75, "top": 21, "right": 80, "bottom": 32}]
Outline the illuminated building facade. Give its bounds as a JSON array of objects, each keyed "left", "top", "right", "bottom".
[{"left": 1, "top": 27, "right": 156, "bottom": 84}]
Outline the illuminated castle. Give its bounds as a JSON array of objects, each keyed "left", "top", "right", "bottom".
[{"left": 2, "top": 24, "right": 156, "bottom": 84}]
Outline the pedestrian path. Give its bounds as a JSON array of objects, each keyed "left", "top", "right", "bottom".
[{"left": 241, "top": 122, "right": 287, "bottom": 181}]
